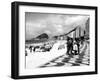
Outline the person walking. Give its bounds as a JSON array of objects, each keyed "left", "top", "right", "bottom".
[
  {"left": 67, "top": 38, "right": 73, "bottom": 55},
  {"left": 73, "top": 40, "right": 78, "bottom": 55}
]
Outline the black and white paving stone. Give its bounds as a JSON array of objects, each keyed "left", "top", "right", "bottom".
[{"left": 39, "top": 41, "right": 90, "bottom": 68}]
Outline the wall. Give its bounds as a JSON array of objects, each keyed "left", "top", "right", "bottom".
[{"left": 0, "top": 0, "right": 99, "bottom": 81}]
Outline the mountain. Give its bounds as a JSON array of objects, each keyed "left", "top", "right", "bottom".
[
  {"left": 26, "top": 33, "right": 49, "bottom": 44},
  {"left": 36, "top": 33, "right": 49, "bottom": 39}
]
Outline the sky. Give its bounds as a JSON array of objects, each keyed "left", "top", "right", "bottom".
[{"left": 25, "top": 12, "right": 89, "bottom": 40}]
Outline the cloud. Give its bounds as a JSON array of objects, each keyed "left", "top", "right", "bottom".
[{"left": 25, "top": 12, "right": 89, "bottom": 40}]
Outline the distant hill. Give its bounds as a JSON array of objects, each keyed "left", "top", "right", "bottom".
[
  {"left": 26, "top": 33, "right": 49, "bottom": 44},
  {"left": 36, "top": 33, "right": 49, "bottom": 39}
]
